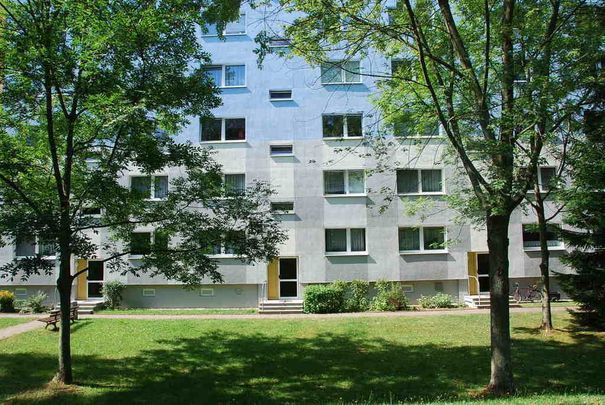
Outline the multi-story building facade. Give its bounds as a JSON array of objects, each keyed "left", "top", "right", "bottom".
[{"left": 0, "top": 5, "right": 571, "bottom": 309}]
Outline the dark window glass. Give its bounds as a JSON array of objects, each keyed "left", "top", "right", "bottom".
[
  {"left": 16, "top": 238, "right": 35, "bottom": 256},
  {"left": 399, "top": 228, "right": 420, "bottom": 250},
  {"left": 350, "top": 229, "right": 366, "bottom": 251},
  {"left": 270, "top": 145, "right": 293, "bottom": 155},
  {"left": 421, "top": 170, "right": 443, "bottom": 192},
  {"left": 324, "top": 171, "right": 345, "bottom": 194},
  {"left": 131, "top": 176, "right": 151, "bottom": 196},
  {"left": 269, "top": 90, "right": 292, "bottom": 100},
  {"left": 347, "top": 115, "right": 363, "bottom": 137},
  {"left": 539, "top": 167, "right": 556, "bottom": 191},
  {"left": 326, "top": 229, "right": 347, "bottom": 252},
  {"left": 423, "top": 227, "right": 445, "bottom": 250},
  {"left": 271, "top": 202, "right": 294, "bottom": 212},
  {"left": 323, "top": 115, "right": 344, "bottom": 137},
  {"left": 397, "top": 170, "right": 419, "bottom": 193},
  {"left": 201, "top": 118, "right": 222, "bottom": 141},
  {"left": 88, "top": 261, "right": 104, "bottom": 281},
  {"left": 279, "top": 258, "right": 297, "bottom": 279},
  {"left": 130, "top": 232, "right": 151, "bottom": 255}
]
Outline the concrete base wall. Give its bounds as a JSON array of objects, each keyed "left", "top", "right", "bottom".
[
  {"left": 0, "top": 285, "right": 59, "bottom": 307},
  {"left": 121, "top": 284, "right": 259, "bottom": 308}
]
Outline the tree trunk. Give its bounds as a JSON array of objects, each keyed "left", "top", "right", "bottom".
[
  {"left": 486, "top": 214, "right": 515, "bottom": 395},
  {"left": 536, "top": 207, "right": 553, "bottom": 331},
  {"left": 55, "top": 254, "right": 73, "bottom": 384}
]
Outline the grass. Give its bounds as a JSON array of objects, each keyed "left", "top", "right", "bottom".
[
  {"left": 518, "top": 301, "right": 577, "bottom": 308},
  {"left": 0, "top": 312, "right": 603, "bottom": 404},
  {"left": 94, "top": 308, "right": 257, "bottom": 315},
  {"left": 0, "top": 317, "right": 32, "bottom": 329}
]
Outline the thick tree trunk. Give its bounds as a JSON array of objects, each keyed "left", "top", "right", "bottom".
[
  {"left": 486, "top": 214, "right": 515, "bottom": 395},
  {"left": 536, "top": 208, "right": 553, "bottom": 331},
  {"left": 55, "top": 254, "right": 73, "bottom": 384}
]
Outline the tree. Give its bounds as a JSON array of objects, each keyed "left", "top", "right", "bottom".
[
  {"left": 277, "top": 0, "right": 602, "bottom": 394},
  {"left": 0, "top": 0, "right": 286, "bottom": 384}
]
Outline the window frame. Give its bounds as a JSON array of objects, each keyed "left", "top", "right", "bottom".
[
  {"left": 271, "top": 201, "right": 295, "bottom": 214},
  {"left": 203, "top": 64, "right": 246, "bottom": 88},
  {"left": 269, "top": 89, "right": 293, "bottom": 101},
  {"left": 538, "top": 166, "right": 557, "bottom": 192},
  {"left": 223, "top": 173, "right": 246, "bottom": 195},
  {"left": 15, "top": 236, "right": 56, "bottom": 259},
  {"left": 323, "top": 169, "right": 366, "bottom": 196},
  {"left": 398, "top": 226, "right": 448, "bottom": 254},
  {"left": 522, "top": 223, "right": 565, "bottom": 251},
  {"left": 200, "top": 117, "right": 247, "bottom": 143},
  {"left": 129, "top": 174, "right": 169, "bottom": 200},
  {"left": 325, "top": 228, "right": 368, "bottom": 256},
  {"left": 320, "top": 60, "right": 362, "bottom": 85},
  {"left": 202, "top": 12, "right": 247, "bottom": 36},
  {"left": 269, "top": 143, "right": 294, "bottom": 156},
  {"left": 396, "top": 168, "right": 445, "bottom": 195},
  {"left": 322, "top": 113, "right": 364, "bottom": 139}
]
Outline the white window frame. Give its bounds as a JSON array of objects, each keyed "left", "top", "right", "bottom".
[
  {"left": 130, "top": 175, "right": 169, "bottom": 200},
  {"left": 325, "top": 228, "right": 368, "bottom": 256},
  {"left": 203, "top": 64, "right": 246, "bottom": 88},
  {"left": 202, "top": 12, "right": 246, "bottom": 36},
  {"left": 14, "top": 288, "right": 27, "bottom": 297},
  {"left": 200, "top": 117, "right": 247, "bottom": 143},
  {"left": 269, "top": 89, "right": 293, "bottom": 101},
  {"left": 322, "top": 114, "right": 364, "bottom": 139},
  {"left": 269, "top": 143, "right": 294, "bottom": 156},
  {"left": 15, "top": 237, "right": 56, "bottom": 259},
  {"left": 142, "top": 288, "right": 156, "bottom": 297},
  {"left": 200, "top": 288, "right": 215, "bottom": 297},
  {"left": 271, "top": 201, "right": 295, "bottom": 214},
  {"left": 323, "top": 170, "right": 366, "bottom": 197},
  {"left": 397, "top": 168, "right": 445, "bottom": 195},
  {"left": 320, "top": 60, "right": 362, "bottom": 85},
  {"left": 208, "top": 230, "right": 246, "bottom": 258},
  {"left": 223, "top": 173, "right": 246, "bottom": 194},
  {"left": 522, "top": 223, "right": 565, "bottom": 251},
  {"left": 399, "top": 226, "right": 448, "bottom": 255},
  {"left": 129, "top": 230, "right": 168, "bottom": 258},
  {"left": 538, "top": 166, "right": 556, "bottom": 192}
]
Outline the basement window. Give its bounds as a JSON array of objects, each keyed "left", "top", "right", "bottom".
[
  {"left": 269, "top": 90, "right": 293, "bottom": 101},
  {"left": 271, "top": 202, "right": 295, "bottom": 214},
  {"left": 200, "top": 288, "right": 214, "bottom": 297},
  {"left": 142, "top": 288, "right": 156, "bottom": 297},
  {"left": 270, "top": 144, "right": 294, "bottom": 156}
]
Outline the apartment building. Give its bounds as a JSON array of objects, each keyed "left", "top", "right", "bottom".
[{"left": 0, "top": 5, "right": 571, "bottom": 309}]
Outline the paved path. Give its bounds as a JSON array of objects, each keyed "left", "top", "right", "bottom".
[
  {"left": 81, "top": 305, "right": 576, "bottom": 321},
  {"left": 0, "top": 320, "right": 44, "bottom": 340}
]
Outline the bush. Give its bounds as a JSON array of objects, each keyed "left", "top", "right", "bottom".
[
  {"left": 345, "top": 279, "right": 370, "bottom": 312},
  {"left": 303, "top": 283, "right": 345, "bottom": 313},
  {"left": 0, "top": 290, "right": 16, "bottom": 313},
  {"left": 370, "top": 280, "right": 409, "bottom": 311},
  {"left": 102, "top": 280, "right": 126, "bottom": 309},
  {"left": 418, "top": 293, "right": 456, "bottom": 309},
  {"left": 19, "top": 291, "right": 49, "bottom": 313}
]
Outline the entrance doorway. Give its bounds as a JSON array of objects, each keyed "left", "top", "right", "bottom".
[
  {"left": 278, "top": 258, "right": 298, "bottom": 298},
  {"left": 87, "top": 261, "right": 104, "bottom": 298},
  {"left": 477, "top": 253, "right": 490, "bottom": 293}
]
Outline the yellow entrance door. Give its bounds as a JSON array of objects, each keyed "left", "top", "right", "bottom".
[
  {"left": 467, "top": 252, "right": 478, "bottom": 295},
  {"left": 76, "top": 259, "right": 88, "bottom": 300},
  {"left": 267, "top": 259, "right": 279, "bottom": 300}
]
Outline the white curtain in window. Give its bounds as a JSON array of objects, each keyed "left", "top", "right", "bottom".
[
  {"left": 225, "top": 65, "right": 245, "bottom": 86},
  {"left": 225, "top": 174, "right": 245, "bottom": 193},
  {"left": 421, "top": 170, "right": 442, "bottom": 192},
  {"left": 350, "top": 229, "right": 366, "bottom": 251},
  {"left": 324, "top": 171, "right": 345, "bottom": 194},
  {"left": 399, "top": 228, "right": 420, "bottom": 250},
  {"left": 326, "top": 229, "right": 347, "bottom": 252},
  {"left": 154, "top": 176, "right": 169, "bottom": 199},
  {"left": 348, "top": 170, "right": 365, "bottom": 194}
]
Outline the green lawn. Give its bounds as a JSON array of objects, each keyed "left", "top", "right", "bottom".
[
  {"left": 0, "top": 312, "right": 603, "bottom": 404},
  {"left": 0, "top": 317, "right": 32, "bottom": 329},
  {"left": 95, "top": 308, "right": 257, "bottom": 315}
]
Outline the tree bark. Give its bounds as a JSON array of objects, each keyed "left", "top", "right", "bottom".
[
  {"left": 536, "top": 204, "right": 553, "bottom": 331},
  {"left": 486, "top": 214, "right": 515, "bottom": 395},
  {"left": 55, "top": 244, "right": 73, "bottom": 384}
]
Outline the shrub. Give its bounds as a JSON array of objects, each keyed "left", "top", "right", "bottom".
[
  {"left": 0, "top": 290, "right": 16, "bottom": 313},
  {"left": 345, "top": 279, "right": 370, "bottom": 312},
  {"left": 370, "top": 280, "right": 409, "bottom": 311},
  {"left": 303, "top": 283, "right": 345, "bottom": 313},
  {"left": 418, "top": 293, "right": 456, "bottom": 309},
  {"left": 102, "top": 280, "right": 126, "bottom": 310},
  {"left": 20, "top": 291, "right": 48, "bottom": 314}
]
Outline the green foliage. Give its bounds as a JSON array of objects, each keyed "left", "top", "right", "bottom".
[
  {"left": 418, "top": 293, "right": 457, "bottom": 309},
  {"left": 303, "top": 283, "right": 345, "bottom": 314},
  {"left": 558, "top": 109, "right": 605, "bottom": 330},
  {"left": 0, "top": 290, "right": 16, "bottom": 313},
  {"left": 370, "top": 280, "right": 409, "bottom": 312},
  {"left": 102, "top": 281, "right": 126, "bottom": 310},
  {"left": 20, "top": 291, "right": 48, "bottom": 314},
  {"left": 345, "top": 279, "right": 370, "bottom": 312}
]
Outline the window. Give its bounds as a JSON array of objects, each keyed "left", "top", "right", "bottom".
[
  {"left": 130, "top": 232, "right": 151, "bottom": 255},
  {"left": 399, "top": 226, "right": 447, "bottom": 253},
  {"left": 15, "top": 237, "right": 55, "bottom": 257},
  {"left": 271, "top": 202, "right": 295, "bottom": 213},
  {"left": 397, "top": 169, "right": 443, "bottom": 194},
  {"left": 538, "top": 167, "right": 556, "bottom": 191},
  {"left": 142, "top": 288, "right": 156, "bottom": 297},
  {"left": 322, "top": 114, "right": 363, "bottom": 138},
  {"left": 270, "top": 144, "right": 293, "bottom": 156},
  {"left": 224, "top": 174, "right": 245, "bottom": 194},
  {"left": 321, "top": 61, "right": 361, "bottom": 84},
  {"left": 131, "top": 175, "right": 168, "bottom": 199},
  {"left": 393, "top": 117, "right": 440, "bottom": 137},
  {"left": 203, "top": 65, "right": 246, "bottom": 87},
  {"left": 204, "top": 13, "right": 246, "bottom": 36},
  {"left": 324, "top": 170, "right": 365, "bottom": 195},
  {"left": 201, "top": 118, "right": 246, "bottom": 142},
  {"left": 268, "top": 37, "right": 291, "bottom": 52},
  {"left": 208, "top": 231, "right": 245, "bottom": 256},
  {"left": 401, "top": 284, "right": 414, "bottom": 293},
  {"left": 200, "top": 288, "right": 214, "bottom": 297},
  {"left": 269, "top": 90, "right": 292, "bottom": 101},
  {"left": 325, "top": 228, "right": 367, "bottom": 254},
  {"left": 14, "top": 288, "right": 27, "bottom": 296},
  {"left": 82, "top": 207, "right": 102, "bottom": 216},
  {"left": 522, "top": 224, "right": 563, "bottom": 249}
]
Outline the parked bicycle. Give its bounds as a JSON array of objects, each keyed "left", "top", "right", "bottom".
[{"left": 513, "top": 283, "right": 542, "bottom": 303}]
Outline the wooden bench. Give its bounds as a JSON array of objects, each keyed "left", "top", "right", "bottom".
[{"left": 37, "top": 304, "right": 79, "bottom": 330}]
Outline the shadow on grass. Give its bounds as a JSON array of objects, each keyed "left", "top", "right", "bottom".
[{"left": 1, "top": 325, "right": 604, "bottom": 404}]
